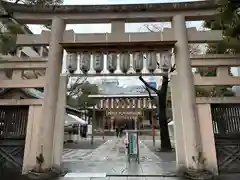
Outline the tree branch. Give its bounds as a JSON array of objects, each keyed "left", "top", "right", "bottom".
[
  {"left": 170, "top": 64, "right": 176, "bottom": 73},
  {"left": 68, "top": 76, "right": 87, "bottom": 97},
  {"left": 167, "top": 64, "right": 176, "bottom": 82},
  {"left": 14, "top": 0, "right": 22, "bottom": 3},
  {"left": 139, "top": 76, "right": 158, "bottom": 94},
  {"left": 142, "top": 24, "right": 164, "bottom": 32},
  {"left": 189, "top": 44, "right": 201, "bottom": 55},
  {"left": 142, "top": 85, "right": 154, "bottom": 100}
]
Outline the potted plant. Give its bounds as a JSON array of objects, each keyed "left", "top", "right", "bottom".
[
  {"left": 182, "top": 146, "right": 214, "bottom": 180},
  {"left": 36, "top": 153, "right": 44, "bottom": 173},
  {"left": 27, "top": 146, "right": 59, "bottom": 179}
]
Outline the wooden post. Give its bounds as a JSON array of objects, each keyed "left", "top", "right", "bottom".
[
  {"left": 152, "top": 110, "right": 155, "bottom": 147},
  {"left": 102, "top": 111, "right": 105, "bottom": 140},
  {"left": 135, "top": 98, "right": 138, "bottom": 130},
  {"left": 91, "top": 105, "right": 96, "bottom": 145},
  {"left": 111, "top": 118, "right": 114, "bottom": 130}
]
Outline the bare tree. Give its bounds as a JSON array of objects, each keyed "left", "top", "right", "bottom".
[
  {"left": 139, "top": 64, "right": 175, "bottom": 151},
  {"left": 139, "top": 23, "right": 201, "bottom": 151},
  {"left": 12, "top": 0, "right": 63, "bottom": 6},
  {"left": 142, "top": 24, "right": 201, "bottom": 55},
  {"left": 67, "top": 76, "right": 100, "bottom": 109},
  {"left": 67, "top": 76, "right": 87, "bottom": 97}
]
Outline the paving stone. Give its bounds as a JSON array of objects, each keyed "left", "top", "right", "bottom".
[
  {"left": 145, "top": 177, "right": 180, "bottom": 180},
  {"left": 106, "top": 178, "right": 127, "bottom": 180},
  {"left": 140, "top": 138, "right": 176, "bottom": 163},
  {"left": 124, "top": 178, "right": 146, "bottom": 180},
  {"left": 58, "top": 177, "right": 181, "bottom": 180},
  {"left": 59, "top": 178, "right": 91, "bottom": 180},
  {"left": 63, "top": 149, "right": 93, "bottom": 160},
  {"left": 62, "top": 136, "right": 177, "bottom": 176}
]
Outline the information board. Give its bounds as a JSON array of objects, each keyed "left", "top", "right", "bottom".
[
  {"left": 149, "top": 82, "right": 156, "bottom": 89},
  {"left": 129, "top": 133, "right": 138, "bottom": 155}
]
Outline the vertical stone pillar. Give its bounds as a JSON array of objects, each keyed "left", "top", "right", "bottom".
[
  {"left": 111, "top": 21, "right": 125, "bottom": 33},
  {"left": 100, "top": 113, "right": 103, "bottom": 129},
  {"left": 102, "top": 112, "right": 105, "bottom": 139},
  {"left": 217, "top": 67, "right": 229, "bottom": 77},
  {"left": 52, "top": 74, "right": 67, "bottom": 167},
  {"left": 91, "top": 106, "right": 96, "bottom": 144},
  {"left": 111, "top": 119, "right": 114, "bottom": 130},
  {"left": 134, "top": 118, "right": 137, "bottom": 130},
  {"left": 170, "top": 74, "right": 186, "bottom": 168},
  {"left": 151, "top": 110, "right": 155, "bottom": 147},
  {"left": 172, "top": 15, "right": 199, "bottom": 168},
  {"left": 40, "top": 17, "right": 65, "bottom": 168},
  {"left": 197, "top": 104, "right": 218, "bottom": 175},
  {"left": 23, "top": 105, "right": 43, "bottom": 174}
]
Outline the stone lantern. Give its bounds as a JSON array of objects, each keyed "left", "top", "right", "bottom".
[
  {"left": 107, "top": 53, "right": 117, "bottom": 73},
  {"left": 119, "top": 52, "right": 130, "bottom": 74},
  {"left": 79, "top": 52, "right": 91, "bottom": 74},
  {"left": 93, "top": 51, "right": 104, "bottom": 73},
  {"left": 146, "top": 52, "right": 157, "bottom": 73},
  {"left": 133, "top": 52, "right": 144, "bottom": 73},
  {"left": 66, "top": 53, "right": 78, "bottom": 74}
]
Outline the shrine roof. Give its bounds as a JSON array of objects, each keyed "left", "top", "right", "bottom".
[{"left": 89, "top": 94, "right": 157, "bottom": 98}]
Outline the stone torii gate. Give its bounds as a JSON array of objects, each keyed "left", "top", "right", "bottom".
[{"left": 2, "top": 0, "right": 240, "bottom": 175}]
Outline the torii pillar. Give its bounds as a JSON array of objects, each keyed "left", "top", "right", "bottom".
[
  {"left": 40, "top": 17, "right": 66, "bottom": 168},
  {"left": 23, "top": 17, "right": 66, "bottom": 173},
  {"left": 171, "top": 15, "right": 199, "bottom": 169}
]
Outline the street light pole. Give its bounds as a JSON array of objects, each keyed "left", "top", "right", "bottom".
[
  {"left": 91, "top": 105, "right": 95, "bottom": 145},
  {"left": 151, "top": 101, "right": 155, "bottom": 147},
  {"left": 84, "top": 102, "right": 88, "bottom": 124}
]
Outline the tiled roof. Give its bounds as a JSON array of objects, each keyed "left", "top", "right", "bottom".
[{"left": 0, "top": 88, "right": 81, "bottom": 113}]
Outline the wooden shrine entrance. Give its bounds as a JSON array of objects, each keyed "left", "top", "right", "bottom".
[
  {"left": 106, "top": 108, "right": 142, "bottom": 129},
  {"left": 90, "top": 94, "right": 157, "bottom": 131},
  {"left": 211, "top": 103, "right": 240, "bottom": 173},
  {"left": 0, "top": 106, "right": 29, "bottom": 176}
]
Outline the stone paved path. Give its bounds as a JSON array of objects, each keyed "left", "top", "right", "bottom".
[
  {"left": 63, "top": 138, "right": 117, "bottom": 162},
  {"left": 62, "top": 137, "right": 177, "bottom": 179},
  {"left": 59, "top": 176, "right": 179, "bottom": 180},
  {"left": 140, "top": 138, "right": 176, "bottom": 163},
  {"left": 62, "top": 137, "right": 108, "bottom": 160},
  {"left": 63, "top": 149, "right": 93, "bottom": 160}
]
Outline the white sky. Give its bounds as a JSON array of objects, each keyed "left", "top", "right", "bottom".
[
  {"left": 28, "top": 0, "right": 238, "bottom": 86},
  {"left": 28, "top": 0, "right": 204, "bottom": 34}
]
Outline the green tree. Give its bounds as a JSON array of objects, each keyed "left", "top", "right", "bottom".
[
  {"left": 195, "top": 68, "right": 235, "bottom": 97},
  {"left": 0, "top": 21, "right": 25, "bottom": 55},
  {"left": 195, "top": 0, "right": 239, "bottom": 97},
  {"left": 13, "top": 0, "right": 63, "bottom": 6},
  {"left": 195, "top": 85, "right": 235, "bottom": 97},
  {"left": 204, "top": 0, "right": 240, "bottom": 54},
  {"left": 67, "top": 77, "right": 99, "bottom": 109},
  {"left": 0, "top": 0, "right": 63, "bottom": 55},
  {"left": 0, "top": 0, "right": 64, "bottom": 83},
  {"left": 217, "top": 0, "right": 240, "bottom": 44},
  {"left": 76, "top": 82, "right": 99, "bottom": 108}
]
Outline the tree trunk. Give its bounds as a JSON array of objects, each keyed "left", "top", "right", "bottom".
[{"left": 158, "top": 76, "right": 172, "bottom": 151}]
